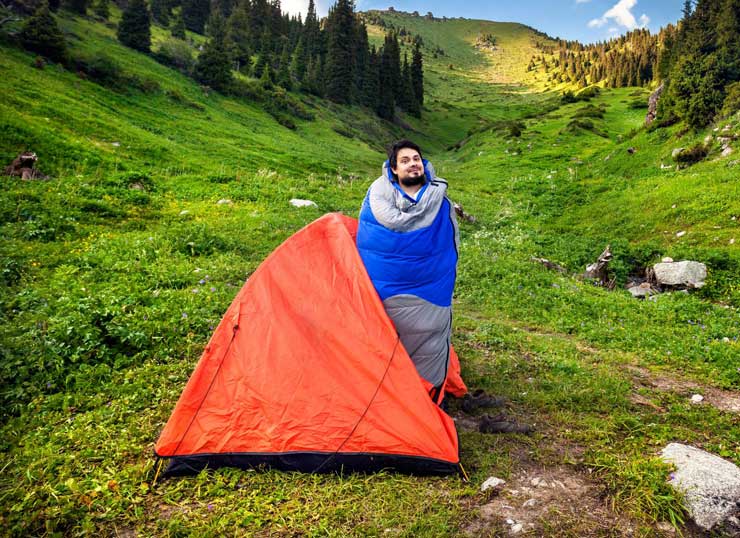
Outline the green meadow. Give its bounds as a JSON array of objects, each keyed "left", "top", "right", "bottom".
[{"left": 1, "top": 8, "right": 738, "bottom": 537}]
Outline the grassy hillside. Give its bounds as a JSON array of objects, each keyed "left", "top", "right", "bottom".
[{"left": 1, "top": 7, "right": 739, "bottom": 538}]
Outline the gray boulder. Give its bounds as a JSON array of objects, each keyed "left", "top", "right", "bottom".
[
  {"left": 661, "top": 443, "right": 740, "bottom": 532},
  {"left": 653, "top": 261, "right": 707, "bottom": 289}
]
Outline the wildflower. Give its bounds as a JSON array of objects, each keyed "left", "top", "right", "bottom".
[
  {"left": 210, "top": 287, "right": 216, "bottom": 292},
  {"left": 199, "top": 279, "right": 206, "bottom": 285},
  {"left": 182, "top": 312, "right": 188, "bottom": 319}
]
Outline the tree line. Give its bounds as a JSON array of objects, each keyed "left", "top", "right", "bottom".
[
  {"left": 529, "top": 0, "right": 739, "bottom": 128},
  {"left": 12, "top": 0, "right": 425, "bottom": 121}
]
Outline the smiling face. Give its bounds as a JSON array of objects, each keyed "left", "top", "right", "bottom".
[{"left": 391, "top": 147, "right": 425, "bottom": 188}]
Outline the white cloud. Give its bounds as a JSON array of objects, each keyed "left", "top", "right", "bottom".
[{"left": 588, "top": 0, "right": 650, "bottom": 30}]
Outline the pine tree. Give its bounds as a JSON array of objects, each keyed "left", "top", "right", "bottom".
[
  {"left": 19, "top": 1, "right": 68, "bottom": 63},
  {"left": 276, "top": 41, "right": 292, "bottom": 89},
  {"left": 304, "top": 0, "right": 320, "bottom": 57},
  {"left": 117, "top": 0, "right": 151, "bottom": 53},
  {"left": 377, "top": 38, "right": 396, "bottom": 120},
  {"left": 324, "top": 0, "right": 355, "bottom": 103},
  {"left": 171, "top": 8, "right": 186, "bottom": 39},
  {"left": 353, "top": 19, "right": 369, "bottom": 101},
  {"left": 401, "top": 53, "right": 420, "bottom": 117},
  {"left": 66, "top": 0, "right": 88, "bottom": 15},
  {"left": 716, "top": 0, "right": 740, "bottom": 82},
  {"left": 194, "top": 10, "right": 233, "bottom": 91},
  {"left": 260, "top": 62, "right": 273, "bottom": 87},
  {"left": 92, "top": 0, "right": 109, "bottom": 19},
  {"left": 151, "top": 0, "right": 170, "bottom": 26},
  {"left": 411, "top": 40, "right": 423, "bottom": 106},
  {"left": 289, "top": 36, "right": 308, "bottom": 84},
  {"left": 361, "top": 45, "right": 380, "bottom": 110},
  {"left": 225, "top": 1, "right": 251, "bottom": 72},
  {"left": 182, "top": 0, "right": 210, "bottom": 34}
]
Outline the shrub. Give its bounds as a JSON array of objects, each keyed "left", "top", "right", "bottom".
[
  {"left": 154, "top": 38, "right": 194, "bottom": 73},
  {"left": 572, "top": 104, "right": 605, "bottom": 119},
  {"left": 672, "top": 143, "right": 708, "bottom": 165},
  {"left": 561, "top": 90, "right": 577, "bottom": 104},
  {"left": 72, "top": 51, "right": 121, "bottom": 85},
  {"left": 18, "top": 2, "right": 68, "bottom": 64},
  {"left": 720, "top": 82, "right": 740, "bottom": 118},
  {"left": 576, "top": 86, "right": 600, "bottom": 100}
]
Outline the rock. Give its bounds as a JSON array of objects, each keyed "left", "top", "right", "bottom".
[
  {"left": 704, "top": 135, "right": 714, "bottom": 144},
  {"left": 662, "top": 257, "right": 674, "bottom": 263},
  {"left": 628, "top": 283, "right": 656, "bottom": 298},
  {"left": 645, "top": 82, "right": 664, "bottom": 125},
  {"left": 722, "top": 146, "right": 733, "bottom": 157},
  {"left": 522, "top": 498, "right": 537, "bottom": 508},
  {"left": 481, "top": 476, "right": 506, "bottom": 492},
  {"left": 653, "top": 261, "right": 707, "bottom": 289},
  {"left": 510, "top": 523, "right": 523, "bottom": 534},
  {"left": 661, "top": 163, "right": 673, "bottom": 170},
  {"left": 216, "top": 199, "right": 233, "bottom": 205},
  {"left": 111, "top": 142, "right": 120, "bottom": 147},
  {"left": 671, "top": 204, "right": 677, "bottom": 208},
  {"left": 661, "top": 443, "right": 740, "bottom": 532},
  {"left": 671, "top": 148, "right": 684, "bottom": 158},
  {"left": 289, "top": 198, "right": 318, "bottom": 209},
  {"left": 676, "top": 231, "right": 687, "bottom": 238},
  {"left": 690, "top": 394, "right": 704, "bottom": 404},
  {"left": 627, "top": 147, "right": 636, "bottom": 154}
]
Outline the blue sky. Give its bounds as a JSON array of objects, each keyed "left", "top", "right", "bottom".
[{"left": 281, "top": 0, "right": 683, "bottom": 44}]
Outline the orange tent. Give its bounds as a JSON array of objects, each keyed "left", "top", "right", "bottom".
[{"left": 155, "top": 213, "right": 466, "bottom": 476}]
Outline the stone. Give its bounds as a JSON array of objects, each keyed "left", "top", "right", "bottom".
[
  {"left": 661, "top": 163, "right": 673, "bottom": 170},
  {"left": 510, "top": 523, "right": 523, "bottom": 533},
  {"left": 671, "top": 148, "right": 684, "bottom": 158},
  {"left": 722, "top": 146, "right": 733, "bottom": 157},
  {"left": 645, "top": 83, "right": 664, "bottom": 125},
  {"left": 662, "top": 257, "right": 674, "bottom": 263},
  {"left": 627, "top": 147, "right": 636, "bottom": 154},
  {"left": 522, "top": 498, "right": 537, "bottom": 508},
  {"left": 661, "top": 443, "right": 740, "bottom": 531},
  {"left": 481, "top": 477, "right": 506, "bottom": 492},
  {"left": 628, "top": 283, "right": 656, "bottom": 299},
  {"left": 653, "top": 261, "right": 707, "bottom": 289},
  {"left": 289, "top": 199, "right": 318, "bottom": 208},
  {"left": 216, "top": 199, "right": 233, "bottom": 205},
  {"left": 690, "top": 394, "right": 704, "bottom": 404},
  {"left": 676, "top": 231, "right": 686, "bottom": 238}
]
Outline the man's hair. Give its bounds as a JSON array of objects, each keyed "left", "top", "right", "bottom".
[{"left": 388, "top": 139, "right": 423, "bottom": 170}]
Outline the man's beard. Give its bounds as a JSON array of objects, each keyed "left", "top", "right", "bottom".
[{"left": 400, "top": 174, "right": 426, "bottom": 187}]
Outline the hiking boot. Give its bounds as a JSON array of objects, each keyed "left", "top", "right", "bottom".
[
  {"left": 478, "top": 414, "right": 534, "bottom": 435},
  {"left": 461, "top": 389, "right": 507, "bottom": 414}
]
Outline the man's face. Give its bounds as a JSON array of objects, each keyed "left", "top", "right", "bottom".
[{"left": 392, "top": 147, "right": 425, "bottom": 187}]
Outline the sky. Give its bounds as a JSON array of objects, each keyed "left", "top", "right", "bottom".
[{"left": 280, "top": 0, "right": 684, "bottom": 44}]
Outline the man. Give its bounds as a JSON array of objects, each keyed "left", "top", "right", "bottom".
[
  {"left": 357, "top": 139, "right": 458, "bottom": 403},
  {"left": 356, "top": 140, "right": 532, "bottom": 434}
]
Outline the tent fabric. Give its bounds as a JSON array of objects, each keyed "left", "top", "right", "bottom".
[{"left": 155, "top": 213, "right": 463, "bottom": 476}]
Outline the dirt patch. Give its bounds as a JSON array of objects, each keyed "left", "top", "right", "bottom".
[
  {"left": 463, "top": 465, "right": 648, "bottom": 537},
  {"left": 627, "top": 365, "right": 740, "bottom": 414}
]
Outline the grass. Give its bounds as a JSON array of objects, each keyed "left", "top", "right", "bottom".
[{"left": 1, "top": 7, "right": 739, "bottom": 538}]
